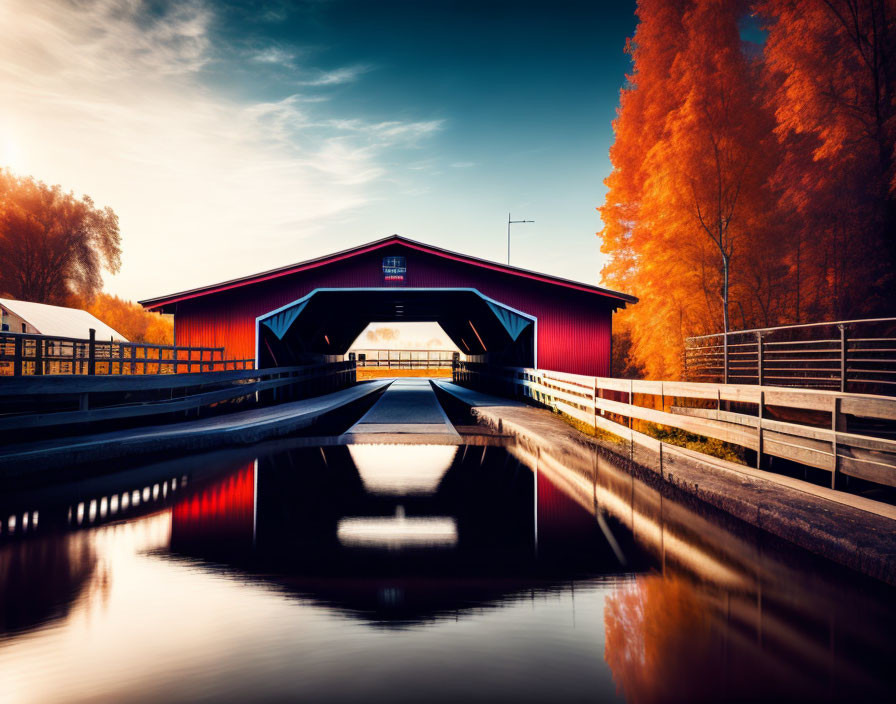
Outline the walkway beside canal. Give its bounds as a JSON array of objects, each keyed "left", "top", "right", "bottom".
[
  {"left": 432, "top": 380, "right": 896, "bottom": 585},
  {"left": 344, "top": 378, "right": 459, "bottom": 440},
  {"left": 0, "top": 380, "right": 392, "bottom": 478}
]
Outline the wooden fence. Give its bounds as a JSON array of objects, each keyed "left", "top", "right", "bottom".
[
  {"left": 684, "top": 317, "right": 896, "bottom": 394},
  {"left": 454, "top": 362, "right": 896, "bottom": 491},
  {"left": 0, "top": 361, "right": 356, "bottom": 434},
  {"left": 0, "top": 329, "right": 253, "bottom": 376},
  {"left": 348, "top": 349, "right": 460, "bottom": 369}
]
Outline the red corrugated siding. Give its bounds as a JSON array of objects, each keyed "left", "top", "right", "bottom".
[{"left": 174, "top": 245, "right": 613, "bottom": 376}]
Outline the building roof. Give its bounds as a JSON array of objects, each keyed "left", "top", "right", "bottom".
[
  {"left": 139, "top": 234, "right": 638, "bottom": 310},
  {"left": 0, "top": 298, "right": 129, "bottom": 341}
]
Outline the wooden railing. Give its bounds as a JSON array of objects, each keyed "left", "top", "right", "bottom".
[
  {"left": 0, "top": 329, "right": 253, "bottom": 376},
  {"left": 453, "top": 362, "right": 896, "bottom": 491},
  {"left": 349, "top": 349, "right": 460, "bottom": 369},
  {"left": 0, "top": 361, "right": 356, "bottom": 433},
  {"left": 684, "top": 317, "right": 896, "bottom": 394}
]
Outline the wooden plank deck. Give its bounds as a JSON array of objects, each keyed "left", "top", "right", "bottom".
[{"left": 344, "top": 378, "right": 459, "bottom": 437}]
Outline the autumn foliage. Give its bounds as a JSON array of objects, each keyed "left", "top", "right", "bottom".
[
  {"left": 0, "top": 169, "right": 121, "bottom": 305},
  {"left": 601, "top": 0, "right": 896, "bottom": 378},
  {"left": 0, "top": 169, "right": 172, "bottom": 345},
  {"left": 73, "top": 292, "right": 173, "bottom": 345},
  {"left": 604, "top": 575, "right": 717, "bottom": 703}
]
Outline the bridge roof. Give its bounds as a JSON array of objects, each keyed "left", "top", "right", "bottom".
[{"left": 139, "top": 235, "right": 637, "bottom": 310}]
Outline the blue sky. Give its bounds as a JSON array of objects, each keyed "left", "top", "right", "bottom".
[{"left": 0, "top": 0, "right": 637, "bottom": 300}]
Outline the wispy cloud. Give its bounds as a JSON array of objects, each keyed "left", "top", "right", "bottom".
[
  {"left": 251, "top": 47, "right": 297, "bottom": 65},
  {"left": 299, "top": 65, "right": 373, "bottom": 86},
  {"left": 326, "top": 118, "right": 445, "bottom": 146},
  {"left": 0, "top": 0, "right": 442, "bottom": 298},
  {"left": 450, "top": 161, "right": 475, "bottom": 168}
]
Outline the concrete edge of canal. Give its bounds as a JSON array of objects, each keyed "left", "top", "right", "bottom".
[
  {"left": 432, "top": 380, "right": 896, "bottom": 586},
  {"left": 0, "top": 380, "right": 393, "bottom": 480}
]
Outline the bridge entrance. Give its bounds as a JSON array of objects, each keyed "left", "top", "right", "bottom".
[{"left": 255, "top": 288, "right": 536, "bottom": 369}]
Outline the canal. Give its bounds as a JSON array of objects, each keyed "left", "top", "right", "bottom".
[{"left": 2, "top": 429, "right": 896, "bottom": 701}]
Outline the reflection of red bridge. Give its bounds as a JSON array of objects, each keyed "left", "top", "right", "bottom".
[
  {"left": 171, "top": 464, "right": 254, "bottom": 545},
  {"left": 537, "top": 471, "right": 596, "bottom": 544},
  {"left": 167, "top": 448, "right": 607, "bottom": 562}
]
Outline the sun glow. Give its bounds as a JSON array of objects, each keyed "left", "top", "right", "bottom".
[{"left": 0, "top": 132, "right": 25, "bottom": 174}]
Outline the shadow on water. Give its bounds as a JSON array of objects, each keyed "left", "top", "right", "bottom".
[{"left": 1, "top": 434, "right": 894, "bottom": 703}]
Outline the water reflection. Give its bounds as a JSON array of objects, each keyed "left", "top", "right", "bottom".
[
  {"left": 337, "top": 507, "right": 459, "bottom": 549},
  {"left": 170, "top": 463, "right": 255, "bottom": 549},
  {"left": 507, "top": 439, "right": 896, "bottom": 702},
  {"left": 0, "top": 438, "right": 894, "bottom": 703},
  {"left": 0, "top": 532, "right": 95, "bottom": 637},
  {"left": 348, "top": 444, "right": 457, "bottom": 494},
  {"left": 163, "top": 443, "right": 636, "bottom": 628}
]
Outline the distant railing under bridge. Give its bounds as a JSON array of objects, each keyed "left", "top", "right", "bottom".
[
  {"left": 348, "top": 349, "right": 460, "bottom": 369},
  {"left": 0, "top": 328, "right": 253, "bottom": 376},
  {"left": 684, "top": 318, "right": 896, "bottom": 395}
]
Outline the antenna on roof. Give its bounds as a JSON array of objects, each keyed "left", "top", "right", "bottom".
[{"left": 507, "top": 213, "right": 534, "bottom": 265}]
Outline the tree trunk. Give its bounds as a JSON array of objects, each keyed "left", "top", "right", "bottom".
[{"left": 721, "top": 252, "right": 730, "bottom": 334}]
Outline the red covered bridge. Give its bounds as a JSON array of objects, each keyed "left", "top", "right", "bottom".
[{"left": 139, "top": 235, "right": 636, "bottom": 376}]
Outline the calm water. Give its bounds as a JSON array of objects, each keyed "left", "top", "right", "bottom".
[{"left": 1, "top": 440, "right": 895, "bottom": 703}]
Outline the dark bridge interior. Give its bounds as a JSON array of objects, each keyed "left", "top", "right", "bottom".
[{"left": 257, "top": 289, "right": 535, "bottom": 368}]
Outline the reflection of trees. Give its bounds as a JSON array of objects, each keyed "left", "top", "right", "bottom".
[
  {"left": 0, "top": 533, "right": 96, "bottom": 637},
  {"left": 604, "top": 574, "right": 718, "bottom": 704}
]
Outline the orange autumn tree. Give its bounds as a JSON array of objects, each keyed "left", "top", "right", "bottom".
[
  {"left": 600, "top": 0, "right": 691, "bottom": 377},
  {"left": 75, "top": 292, "right": 173, "bottom": 345},
  {"left": 657, "top": 0, "right": 780, "bottom": 337},
  {"left": 0, "top": 170, "right": 121, "bottom": 305},
  {"left": 757, "top": 0, "right": 896, "bottom": 319},
  {"left": 600, "top": 0, "right": 895, "bottom": 378},
  {"left": 601, "top": 0, "right": 778, "bottom": 378}
]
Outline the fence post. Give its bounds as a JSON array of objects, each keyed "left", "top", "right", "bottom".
[
  {"left": 839, "top": 324, "right": 847, "bottom": 393},
  {"left": 723, "top": 332, "right": 729, "bottom": 385},
  {"left": 831, "top": 397, "right": 841, "bottom": 489},
  {"left": 87, "top": 329, "right": 96, "bottom": 376},
  {"left": 756, "top": 332, "right": 764, "bottom": 387},
  {"left": 13, "top": 336, "right": 22, "bottom": 376},
  {"left": 593, "top": 377, "right": 599, "bottom": 433},
  {"left": 756, "top": 390, "right": 764, "bottom": 469}
]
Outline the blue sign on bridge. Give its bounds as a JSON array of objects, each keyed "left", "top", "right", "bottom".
[{"left": 382, "top": 255, "right": 406, "bottom": 282}]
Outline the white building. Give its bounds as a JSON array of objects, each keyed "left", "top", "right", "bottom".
[{"left": 0, "top": 298, "right": 128, "bottom": 341}]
